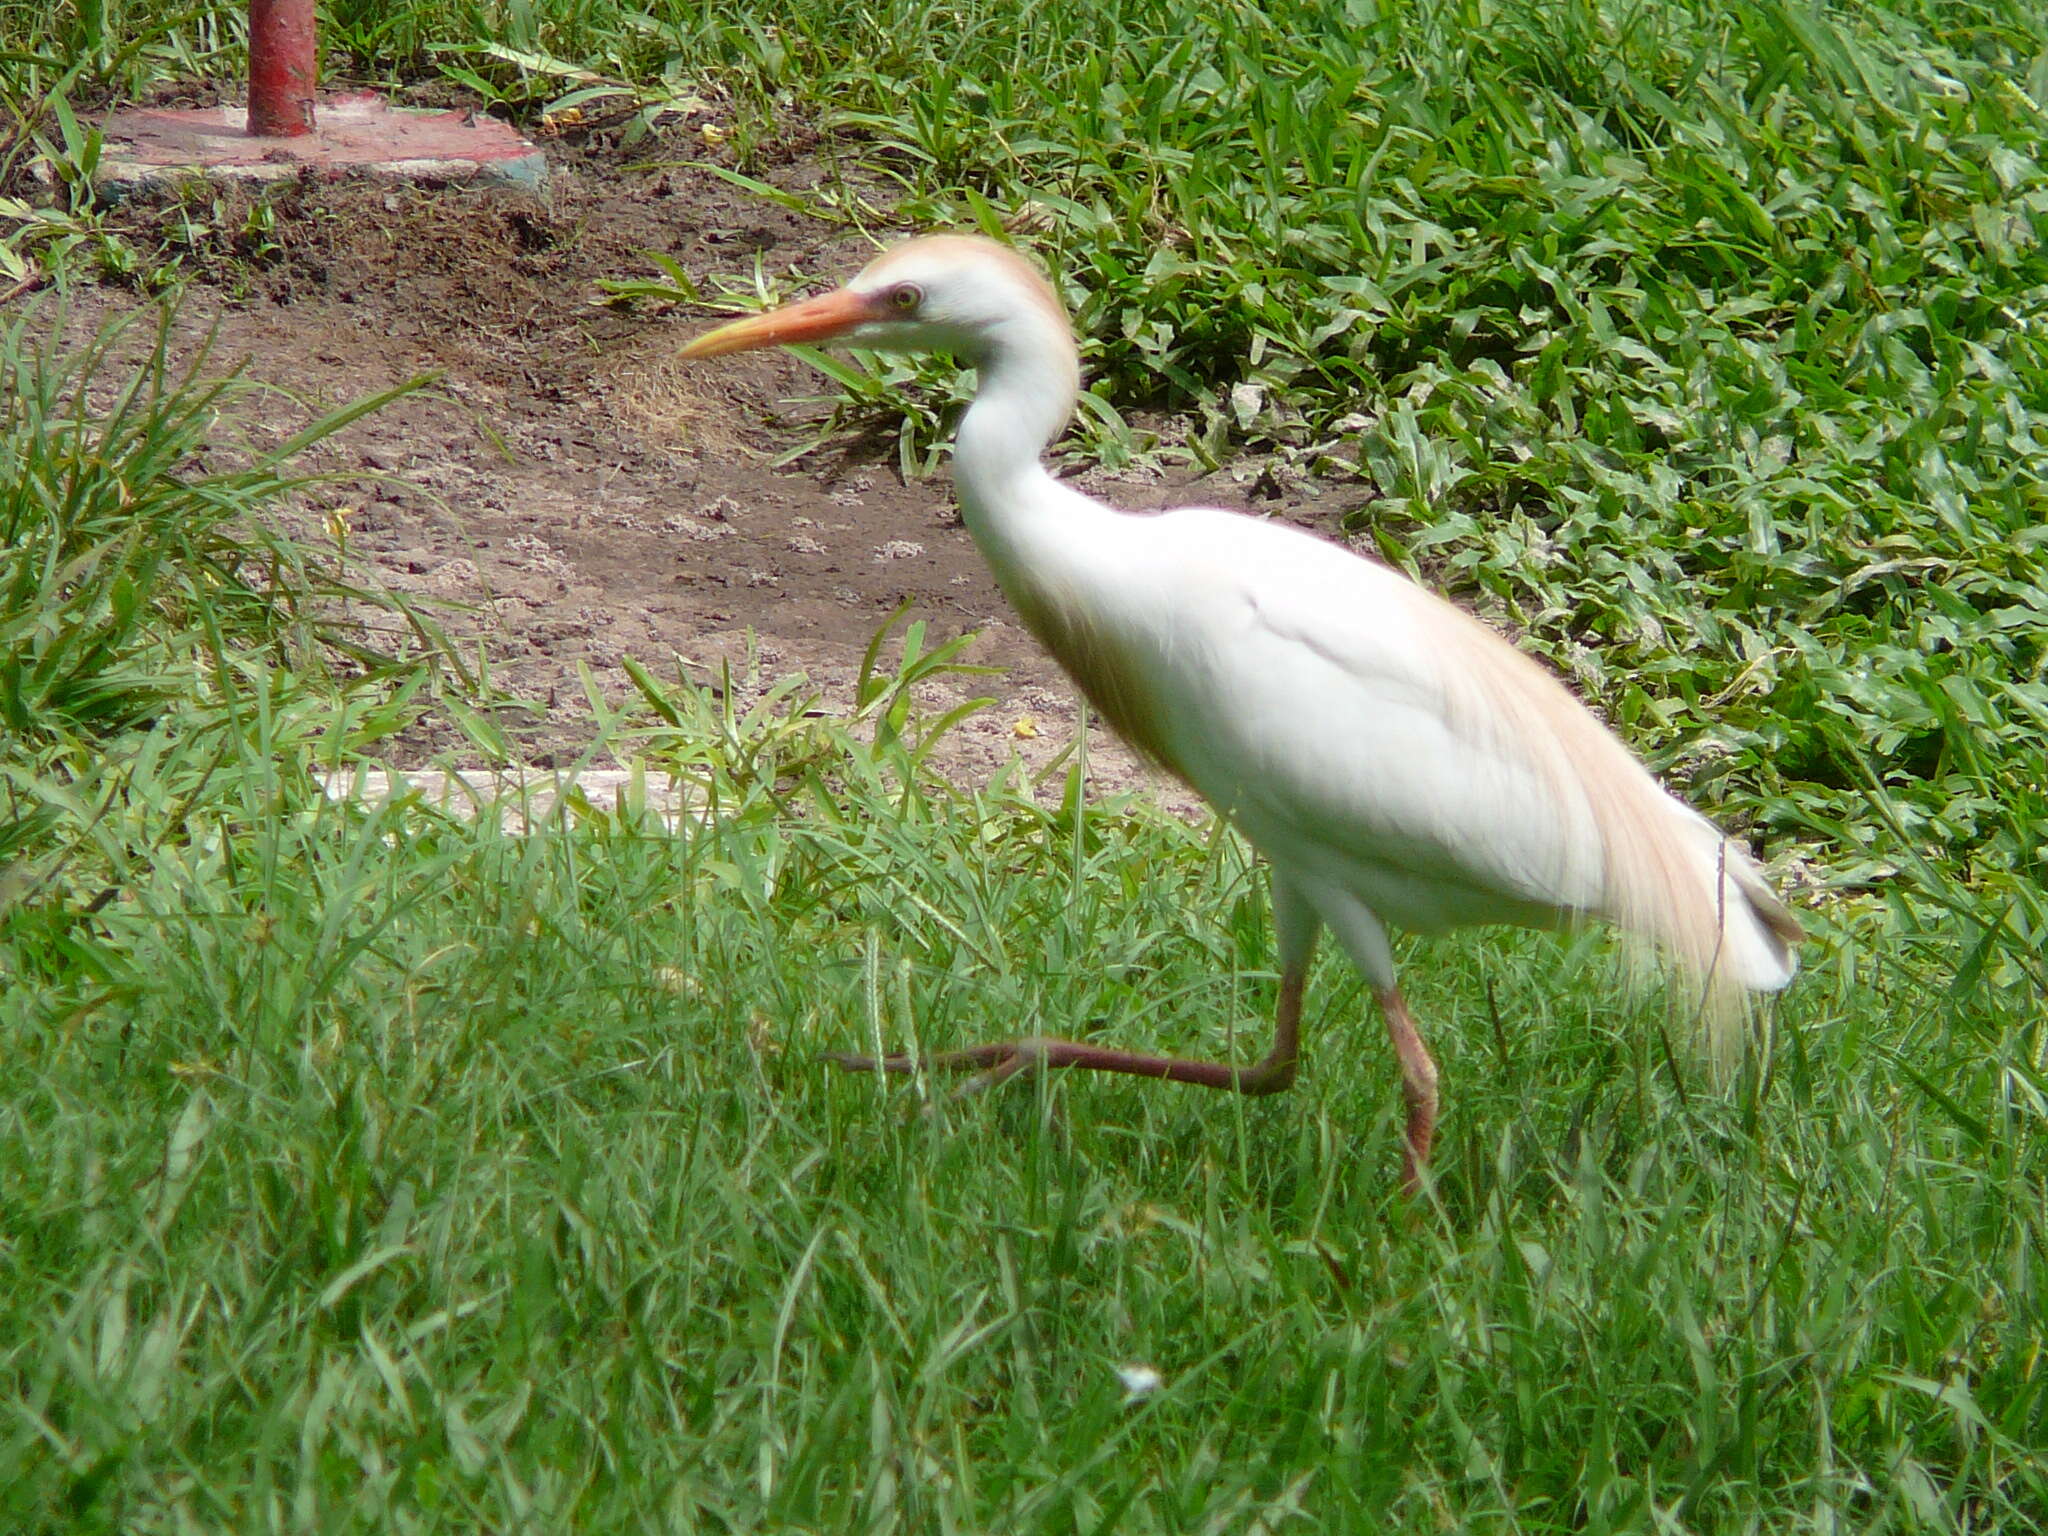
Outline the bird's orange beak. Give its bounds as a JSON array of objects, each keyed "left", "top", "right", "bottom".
[{"left": 680, "top": 286, "right": 884, "bottom": 358}]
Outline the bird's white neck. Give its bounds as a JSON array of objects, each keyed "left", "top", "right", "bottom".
[{"left": 949, "top": 322, "right": 1093, "bottom": 567}]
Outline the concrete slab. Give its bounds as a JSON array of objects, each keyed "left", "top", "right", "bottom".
[
  {"left": 317, "top": 766, "right": 703, "bottom": 835},
  {"left": 95, "top": 92, "right": 547, "bottom": 195}
]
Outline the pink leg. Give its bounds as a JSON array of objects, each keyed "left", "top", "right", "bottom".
[
  {"left": 1378, "top": 986, "right": 1439, "bottom": 1196},
  {"left": 825, "top": 966, "right": 1308, "bottom": 1099}
]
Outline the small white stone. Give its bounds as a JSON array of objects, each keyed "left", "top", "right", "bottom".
[{"left": 1115, "top": 1364, "right": 1163, "bottom": 1402}]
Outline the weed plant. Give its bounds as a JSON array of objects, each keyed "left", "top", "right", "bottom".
[
  {"left": 92, "top": 0, "right": 2027, "bottom": 1008},
  {"left": 5, "top": 4, "right": 2045, "bottom": 963},
  {"left": 0, "top": 300, "right": 438, "bottom": 899}
]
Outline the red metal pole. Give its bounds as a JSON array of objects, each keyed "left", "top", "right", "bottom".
[{"left": 247, "top": 0, "right": 316, "bottom": 138}]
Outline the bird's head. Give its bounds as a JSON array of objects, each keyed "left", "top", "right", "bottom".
[{"left": 680, "top": 235, "right": 1075, "bottom": 379}]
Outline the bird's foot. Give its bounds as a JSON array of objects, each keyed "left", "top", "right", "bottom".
[
  {"left": 822, "top": 1033, "right": 1298, "bottom": 1097},
  {"left": 821, "top": 1039, "right": 1055, "bottom": 1099}
]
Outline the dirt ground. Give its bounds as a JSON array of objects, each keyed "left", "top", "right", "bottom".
[{"left": 25, "top": 117, "right": 1368, "bottom": 801}]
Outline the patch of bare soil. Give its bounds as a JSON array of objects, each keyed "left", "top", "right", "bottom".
[{"left": 28, "top": 118, "right": 1367, "bottom": 802}]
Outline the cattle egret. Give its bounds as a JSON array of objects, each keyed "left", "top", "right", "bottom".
[{"left": 681, "top": 234, "right": 1801, "bottom": 1194}]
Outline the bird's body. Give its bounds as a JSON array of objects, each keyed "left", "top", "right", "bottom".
[
  {"left": 683, "top": 233, "right": 1800, "bottom": 1192},
  {"left": 970, "top": 489, "right": 1794, "bottom": 983}
]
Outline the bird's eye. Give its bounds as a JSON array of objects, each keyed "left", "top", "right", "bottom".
[{"left": 888, "top": 282, "right": 922, "bottom": 312}]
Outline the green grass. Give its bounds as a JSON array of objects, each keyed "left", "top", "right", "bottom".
[
  {"left": 1, "top": 646, "right": 2042, "bottom": 1531},
  {"left": 0, "top": 297, "right": 467, "bottom": 901},
  {"left": 4, "top": 0, "right": 2048, "bottom": 1527},
  {"left": 4, "top": 679, "right": 2044, "bottom": 1530}
]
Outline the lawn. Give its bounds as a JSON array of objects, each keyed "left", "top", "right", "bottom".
[{"left": 2, "top": 0, "right": 2045, "bottom": 1529}]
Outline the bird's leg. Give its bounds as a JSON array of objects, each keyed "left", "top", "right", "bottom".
[
  {"left": 822, "top": 964, "right": 1308, "bottom": 1099},
  {"left": 1377, "top": 986, "right": 1439, "bottom": 1196}
]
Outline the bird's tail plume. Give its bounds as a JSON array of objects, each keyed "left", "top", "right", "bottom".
[{"left": 1445, "top": 614, "right": 1802, "bottom": 1058}]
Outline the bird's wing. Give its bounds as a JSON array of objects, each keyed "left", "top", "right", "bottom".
[
  {"left": 1011, "top": 497, "right": 1792, "bottom": 994},
  {"left": 1114, "top": 508, "right": 1665, "bottom": 930}
]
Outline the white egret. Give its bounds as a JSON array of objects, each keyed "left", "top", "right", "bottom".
[{"left": 681, "top": 234, "right": 1801, "bottom": 1193}]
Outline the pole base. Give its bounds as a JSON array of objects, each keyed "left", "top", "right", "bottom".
[{"left": 91, "top": 93, "right": 548, "bottom": 196}]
